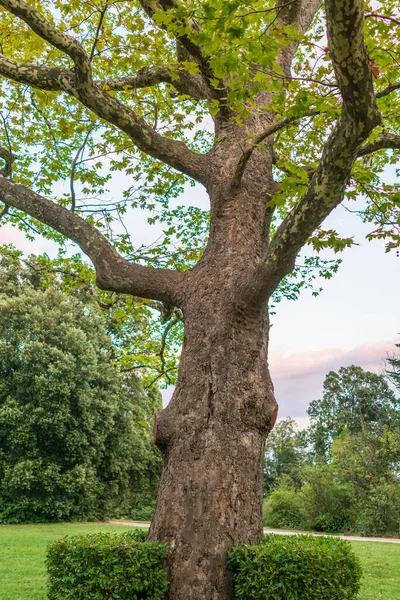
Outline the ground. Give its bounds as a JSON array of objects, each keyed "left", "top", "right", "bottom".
[{"left": 0, "top": 523, "right": 399, "bottom": 599}]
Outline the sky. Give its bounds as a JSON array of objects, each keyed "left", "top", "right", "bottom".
[{"left": 1, "top": 175, "right": 399, "bottom": 430}]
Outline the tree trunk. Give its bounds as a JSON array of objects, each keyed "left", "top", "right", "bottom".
[{"left": 149, "top": 287, "right": 278, "bottom": 599}]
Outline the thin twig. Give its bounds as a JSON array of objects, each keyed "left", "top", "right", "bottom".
[
  {"left": 232, "top": 110, "right": 321, "bottom": 187},
  {"left": 89, "top": 1, "right": 109, "bottom": 62},
  {"left": 70, "top": 126, "right": 95, "bottom": 212},
  {"left": 365, "top": 13, "right": 400, "bottom": 27}
]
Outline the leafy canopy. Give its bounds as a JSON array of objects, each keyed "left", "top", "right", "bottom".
[{"left": 0, "top": 0, "right": 399, "bottom": 260}]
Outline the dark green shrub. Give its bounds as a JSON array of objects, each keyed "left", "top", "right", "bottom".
[
  {"left": 309, "top": 515, "right": 348, "bottom": 534},
  {"left": 263, "top": 486, "right": 303, "bottom": 529},
  {"left": 46, "top": 531, "right": 168, "bottom": 599},
  {"left": 228, "top": 534, "right": 362, "bottom": 600},
  {"left": 128, "top": 527, "right": 149, "bottom": 542},
  {"left": 131, "top": 504, "right": 155, "bottom": 522}
]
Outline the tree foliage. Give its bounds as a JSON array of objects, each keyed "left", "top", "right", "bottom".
[
  {"left": 263, "top": 364, "right": 400, "bottom": 536},
  {"left": 0, "top": 0, "right": 399, "bottom": 292},
  {"left": 0, "top": 244, "right": 183, "bottom": 388},
  {"left": 263, "top": 417, "right": 307, "bottom": 494},
  {"left": 0, "top": 280, "right": 161, "bottom": 523},
  {"left": 307, "top": 365, "right": 399, "bottom": 459}
]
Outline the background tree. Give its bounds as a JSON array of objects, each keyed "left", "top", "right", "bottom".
[
  {"left": 332, "top": 428, "right": 400, "bottom": 536},
  {"left": 0, "top": 1, "right": 400, "bottom": 597},
  {"left": 0, "top": 284, "right": 161, "bottom": 522},
  {"left": 386, "top": 341, "right": 400, "bottom": 393},
  {"left": 0, "top": 244, "right": 183, "bottom": 388},
  {"left": 263, "top": 417, "right": 307, "bottom": 494},
  {"left": 307, "top": 365, "right": 399, "bottom": 459}
]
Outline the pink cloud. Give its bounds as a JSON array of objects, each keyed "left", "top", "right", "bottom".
[
  {"left": 0, "top": 225, "right": 31, "bottom": 252},
  {"left": 269, "top": 339, "right": 398, "bottom": 419}
]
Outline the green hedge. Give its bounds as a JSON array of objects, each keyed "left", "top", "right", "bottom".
[
  {"left": 46, "top": 530, "right": 168, "bottom": 599},
  {"left": 228, "top": 534, "right": 362, "bottom": 600}
]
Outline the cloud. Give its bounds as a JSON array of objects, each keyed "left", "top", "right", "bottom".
[
  {"left": 269, "top": 339, "right": 398, "bottom": 420},
  {"left": 0, "top": 225, "right": 31, "bottom": 252}
]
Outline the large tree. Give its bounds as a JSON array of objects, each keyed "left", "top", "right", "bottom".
[{"left": 0, "top": 1, "right": 399, "bottom": 597}]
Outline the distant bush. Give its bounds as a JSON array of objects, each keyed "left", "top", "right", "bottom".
[
  {"left": 46, "top": 531, "right": 168, "bottom": 599},
  {"left": 263, "top": 485, "right": 303, "bottom": 529},
  {"left": 228, "top": 534, "right": 362, "bottom": 600},
  {"left": 353, "top": 483, "right": 400, "bottom": 537},
  {"left": 300, "top": 465, "right": 353, "bottom": 533},
  {"left": 131, "top": 504, "right": 155, "bottom": 522}
]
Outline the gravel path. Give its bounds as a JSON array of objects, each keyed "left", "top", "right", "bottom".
[{"left": 109, "top": 521, "right": 400, "bottom": 544}]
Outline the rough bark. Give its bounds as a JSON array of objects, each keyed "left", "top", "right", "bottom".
[
  {"left": 150, "top": 314, "right": 276, "bottom": 599},
  {"left": 150, "top": 258, "right": 277, "bottom": 600}
]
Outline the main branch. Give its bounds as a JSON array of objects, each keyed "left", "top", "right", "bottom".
[
  {"left": 0, "top": 177, "right": 184, "bottom": 304},
  {"left": 252, "top": 0, "right": 381, "bottom": 301},
  {"left": 0, "top": 55, "right": 209, "bottom": 100}
]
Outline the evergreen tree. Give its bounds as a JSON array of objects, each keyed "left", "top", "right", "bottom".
[{"left": 0, "top": 285, "right": 161, "bottom": 522}]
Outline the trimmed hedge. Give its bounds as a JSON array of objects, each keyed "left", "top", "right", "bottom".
[
  {"left": 228, "top": 534, "right": 362, "bottom": 600},
  {"left": 46, "top": 530, "right": 168, "bottom": 599}
]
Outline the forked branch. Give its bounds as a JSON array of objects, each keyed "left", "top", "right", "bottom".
[
  {"left": 0, "top": 0, "right": 92, "bottom": 87},
  {"left": 138, "top": 0, "right": 228, "bottom": 104},
  {"left": 253, "top": 0, "right": 381, "bottom": 300},
  {"left": 232, "top": 110, "right": 321, "bottom": 187}
]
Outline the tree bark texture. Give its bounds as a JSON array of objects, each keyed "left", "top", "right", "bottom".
[
  {"left": 150, "top": 144, "right": 278, "bottom": 599},
  {"left": 150, "top": 292, "right": 277, "bottom": 600}
]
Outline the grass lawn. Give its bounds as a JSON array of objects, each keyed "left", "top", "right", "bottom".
[
  {"left": 351, "top": 541, "right": 400, "bottom": 600},
  {"left": 0, "top": 524, "right": 399, "bottom": 599},
  {"left": 0, "top": 523, "right": 134, "bottom": 600}
]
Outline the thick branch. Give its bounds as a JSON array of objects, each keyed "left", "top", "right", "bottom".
[
  {"left": 277, "top": 0, "right": 323, "bottom": 30},
  {"left": 0, "top": 57, "right": 208, "bottom": 184},
  {"left": 326, "top": 0, "right": 377, "bottom": 127},
  {"left": 0, "top": 0, "right": 92, "bottom": 87},
  {"left": 357, "top": 133, "right": 400, "bottom": 157},
  {"left": 0, "top": 54, "right": 76, "bottom": 91},
  {"left": 0, "top": 177, "right": 184, "bottom": 304},
  {"left": 251, "top": 0, "right": 381, "bottom": 301},
  {"left": 277, "top": 0, "right": 323, "bottom": 74},
  {"left": 103, "top": 67, "right": 209, "bottom": 100},
  {"left": 138, "top": 0, "right": 227, "bottom": 104},
  {"left": 0, "top": 54, "right": 208, "bottom": 100}
]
